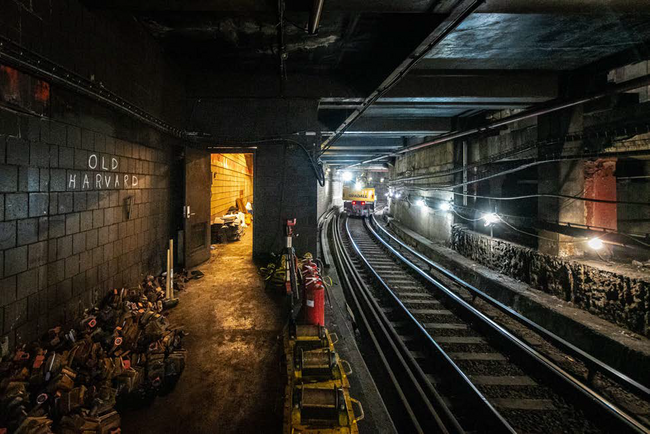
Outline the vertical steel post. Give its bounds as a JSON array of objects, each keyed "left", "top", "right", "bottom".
[{"left": 462, "top": 140, "right": 468, "bottom": 207}]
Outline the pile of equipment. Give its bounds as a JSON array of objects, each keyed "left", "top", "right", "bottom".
[
  {"left": 0, "top": 276, "right": 186, "bottom": 434},
  {"left": 283, "top": 324, "right": 363, "bottom": 434}
]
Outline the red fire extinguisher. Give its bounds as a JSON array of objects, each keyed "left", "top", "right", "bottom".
[{"left": 304, "top": 276, "right": 325, "bottom": 326}]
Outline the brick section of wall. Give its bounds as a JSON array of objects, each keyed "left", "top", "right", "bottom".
[
  {"left": 451, "top": 225, "right": 650, "bottom": 337},
  {"left": 210, "top": 153, "right": 253, "bottom": 221},
  {"left": 0, "top": 108, "right": 172, "bottom": 348}
]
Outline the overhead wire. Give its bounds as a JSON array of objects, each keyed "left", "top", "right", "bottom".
[
  {"left": 496, "top": 216, "right": 580, "bottom": 244},
  {"left": 207, "top": 136, "right": 326, "bottom": 186},
  {"left": 395, "top": 193, "right": 650, "bottom": 249},
  {"left": 393, "top": 185, "right": 650, "bottom": 207},
  {"left": 389, "top": 136, "right": 650, "bottom": 185}
]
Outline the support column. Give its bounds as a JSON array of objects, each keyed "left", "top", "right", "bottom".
[
  {"left": 538, "top": 106, "right": 586, "bottom": 257},
  {"left": 584, "top": 159, "right": 617, "bottom": 230}
]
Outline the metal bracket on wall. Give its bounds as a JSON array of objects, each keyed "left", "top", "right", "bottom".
[
  {"left": 124, "top": 196, "right": 133, "bottom": 220},
  {"left": 0, "top": 35, "right": 186, "bottom": 138}
]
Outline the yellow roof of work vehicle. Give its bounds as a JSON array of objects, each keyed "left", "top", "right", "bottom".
[{"left": 342, "top": 187, "right": 375, "bottom": 203}]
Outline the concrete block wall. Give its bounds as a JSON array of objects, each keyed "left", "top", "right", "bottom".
[
  {"left": 390, "top": 140, "right": 456, "bottom": 243},
  {"left": 451, "top": 225, "right": 650, "bottom": 337},
  {"left": 0, "top": 0, "right": 185, "bottom": 349},
  {"left": 0, "top": 105, "right": 175, "bottom": 348},
  {"left": 210, "top": 153, "right": 253, "bottom": 221},
  {"left": 254, "top": 143, "right": 318, "bottom": 258}
]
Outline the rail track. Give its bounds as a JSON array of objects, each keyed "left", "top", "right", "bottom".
[{"left": 327, "top": 211, "right": 650, "bottom": 434}]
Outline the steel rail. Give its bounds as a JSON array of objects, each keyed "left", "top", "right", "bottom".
[
  {"left": 369, "top": 214, "right": 650, "bottom": 397},
  {"left": 343, "top": 216, "right": 515, "bottom": 433},
  {"left": 362, "top": 217, "right": 650, "bottom": 433},
  {"left": 318, "top": 207, "right": 336, "bottom": 267},
  {"left": 329, "top": 214, "right": 442, "bottom": 433}
]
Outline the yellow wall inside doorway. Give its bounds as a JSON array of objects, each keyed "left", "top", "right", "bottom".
[{"left": 210, "top": 153, "right": 253, "bottom": 222}]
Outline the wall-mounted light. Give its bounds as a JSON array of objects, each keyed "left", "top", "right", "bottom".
[
  {"left": 587, "top": 238, "right": 604, "bottom": 250},
  {"left": 368, "top": 177, "right": 373, "bottom": 182},
  {"left": 482, "top": 212, "right": 499, "bottom": 226},
  {"left": 395, "top": 192, "right": 401, "bottom": 199},
  {"left": 416, "top": 199, "right": 426, "bottom": 207},
  {"left": 380, "top": 178, "right": 385, "bottom": 183},
  {"left": 355, "top": 181, "right": 363, "bottom": 190},
  {"left": 439, "top": 201, "right": 452, "bottom": 211},
  {"left": 342, "top": 171, "right": 353, "bottom": 182}
]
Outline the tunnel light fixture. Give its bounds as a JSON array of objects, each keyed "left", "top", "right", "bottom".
[
  {"left": 342, "top": 171, "right": 353, "bottom": 182},
  {"left": 380, "top": 178, "right": 385, "bottom": 183},
  {"left": 368, "top": 177, "right": 373, "bottom": 182},
  {"left": 416, "top": 199, "right": 426, "bottom": 207},
  {"left": 395, "top": 192, "right": 401, "bottom": 199},
  {"left": 355, "top": 181, "right": 363, "bottom": 190},
  {"left": 482, "top": 212, "right": 499, "bottom": 226},
  {"left": 587, "top": 238, "right": 604, "bottom": 250},
  {"left": 439, "top": 201, "right": 452, "bottom": 211}
]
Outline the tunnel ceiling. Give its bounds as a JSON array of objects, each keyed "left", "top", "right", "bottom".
[{"left": 83, "top": 0, "right": 650, "bottom": 166}]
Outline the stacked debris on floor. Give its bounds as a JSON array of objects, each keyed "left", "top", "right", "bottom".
[
  {"left": 0, "top": 276, "right": 186, "bottom": 434},
  {"left": 210, "top": 204, "right": 252, "bottom": 244}
]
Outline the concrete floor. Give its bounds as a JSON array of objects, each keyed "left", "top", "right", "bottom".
[{"left": 121, "top": 226, "right": 286, "bottom": 433}]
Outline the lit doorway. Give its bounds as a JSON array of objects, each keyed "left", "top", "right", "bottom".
[{"left": 209, "top": 153, "right": 254, "bottom": 255}]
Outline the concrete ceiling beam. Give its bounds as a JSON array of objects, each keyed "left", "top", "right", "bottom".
[
  {"left": 318, "top": 117, "right": 450, "bottom": 136},
  {"left": 383, "top": 70, "right": 558, "bottom": 101},
  {"left": 345, "top": 117, "right": 451, "bottom": 134}
]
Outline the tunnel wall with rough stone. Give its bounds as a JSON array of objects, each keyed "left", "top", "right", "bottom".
[{"left": 451, "top": 225, "right": 650, "bottom": 337}]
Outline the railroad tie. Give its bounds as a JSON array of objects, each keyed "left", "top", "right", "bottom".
[
  {"left": 447, "top": 352, "right": 507, "bottom": 361},
  {"left": 402, "top": 299, "right": 440, "bottom": 306},
  {"left": 393, "top": 285, "right": 425, "bottom": 291},
  {"left": 409, "top": 308, "right": 453, "bottom": 315},
  {"left": 490, "top": 398, "right": 556, "bottom": 411},
  {"left": 423, "top": 323, "right": 467, "bottom": 330},
  {"left": 469, "top": 376, "right": 537, "bottom": 387},
  {"left": 434, "top": 336, "right": 485, "bottom": 344},
  {"left": 398, "top": 292, "right": 429, "bottom": 298}
]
